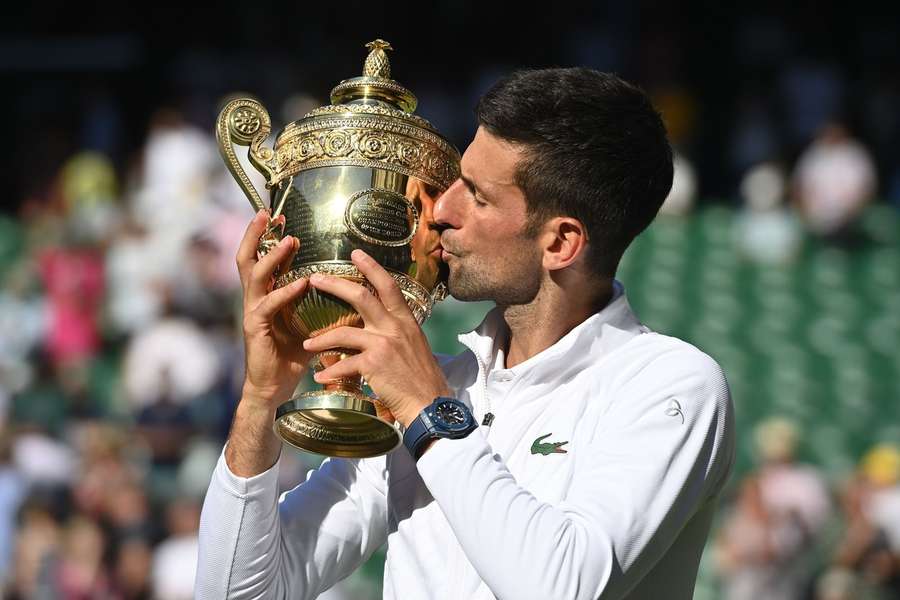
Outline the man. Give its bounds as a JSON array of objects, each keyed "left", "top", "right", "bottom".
[{"left": 197, "top": 68, "right": 735, "bottom": 599}]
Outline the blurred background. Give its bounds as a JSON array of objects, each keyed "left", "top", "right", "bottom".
[{"left": 2, "top": 1, "right": 900, "bottom": 598}]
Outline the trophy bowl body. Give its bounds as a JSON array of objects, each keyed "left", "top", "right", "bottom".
[
  {"left": 216, "top": 40, "right": 459, "bottom": 458},
  {"left": 272, "top": 161, "right": 450, "bottom": 458}
]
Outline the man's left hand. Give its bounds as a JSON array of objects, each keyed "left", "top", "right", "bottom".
[{"left": 303, "top": 249, "right": 450, "bottom": 428}]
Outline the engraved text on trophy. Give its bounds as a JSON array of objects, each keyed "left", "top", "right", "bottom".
[{"left": 345, "top": 189, "right": 417, "bottom": 246}]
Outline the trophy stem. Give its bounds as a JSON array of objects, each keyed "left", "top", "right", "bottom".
[
  {"left": 316, "top": 350, "right": 364, "bottom": 395},
  {"left": 273, "top": 350, "right": 401, "bottom": 457},
  {"left": 322, "top": 380, "right": 363, "bottom": 394}
]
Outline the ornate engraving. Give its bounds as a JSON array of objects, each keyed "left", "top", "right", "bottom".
[
  {"left": 345, "top": 189, "right": 418, "bottom": 247},
  {"left": 277, "top": 262, "right": 366, "bottom": 284},
  {"left": 323, "top": 130, "right": 352, "bottom": 156},
  {"left": 274, "top": 118, "right": 459, "bottom": 190},
  {"left": 330, "top": 78, "right": 417, "bottom": 102},
  {"left": 358, "top": 133, "right": 390, "bottom": 159},
  {"left": 279, "top": 414, "right": 385, "bottom": 443},
  {"left": 395, "top": 140, "right": 421, "bottom": 167},
  {"left": 276, "top": 263, "right": 434, "bottom": 323},
  {"left": 296, "top": 137, "right": 324, "bottom": 161},
  {"left": 231, "top": 108, "right": 261, "bottom": 136},
  {"left": 304, "top": 103, "right": 433, "bottom": 130}
]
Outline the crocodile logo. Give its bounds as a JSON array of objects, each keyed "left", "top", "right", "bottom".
[{"left": 530, "top": 433, "right": 568, "bottom": 456}]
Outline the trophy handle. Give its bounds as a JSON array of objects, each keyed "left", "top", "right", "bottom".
[
  {"left": 216, "top": 98, "right": 283, "bottom": 253},
  {"left": 215, "top": 98, "right": 278, "bottom": 214}
]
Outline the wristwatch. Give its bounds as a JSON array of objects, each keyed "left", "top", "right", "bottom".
[{"left": 403, "top": 397, "right": 477, "bottom": 460}]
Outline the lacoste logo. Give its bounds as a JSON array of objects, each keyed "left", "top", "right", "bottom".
[
  {"left": 665, "top": 399, "right": 684, "bottom": 424},
  {"left": 531, "top": 433, "right": 568, "bottom": 455}
]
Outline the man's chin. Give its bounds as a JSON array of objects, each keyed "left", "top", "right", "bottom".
[{"left": 446, "top": 276, "right": 488, "bottom": 303}]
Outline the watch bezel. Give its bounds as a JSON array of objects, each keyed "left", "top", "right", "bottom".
[
  {"left": 431, "top": 399, "right": 472, "bottom": 431},
  {"left": 403, "top": 397, "right": 477, "bottom": 461}
]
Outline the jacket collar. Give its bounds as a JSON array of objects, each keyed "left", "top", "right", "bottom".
[{"left": 457, "top": 279, "right": 645, "bottom": 380}]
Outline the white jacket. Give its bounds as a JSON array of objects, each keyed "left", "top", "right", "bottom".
[{"left": 197, "top": 281, "right": 735, "bottom": 599}]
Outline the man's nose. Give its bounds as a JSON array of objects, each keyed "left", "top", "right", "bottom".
[{"left": 433, "top": 178, "right": 464, "bottom": 230}]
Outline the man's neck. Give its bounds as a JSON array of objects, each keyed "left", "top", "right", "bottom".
[{"left": 501, "top": 277, "right": 614, "bottom": 369}]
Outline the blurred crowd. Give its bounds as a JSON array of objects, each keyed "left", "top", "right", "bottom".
[
  {"left": 716, "top": 419, "right": 900, "bottom": 600},
  {"left": 0, "top": 108, "right": 258, "bottom": 599},
  {"left": 662, "top": 118, "right": 881, "bottom": 266}
]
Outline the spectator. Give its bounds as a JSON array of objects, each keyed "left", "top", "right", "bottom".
[
  {"left": 658, "top": 149, "right": 698, "bottom": 217},
  {"left": 151, "top": 498, "right": 200, "bottom": 600},
  {"left": 792, "top": 122, "right": 877, "bottom": 242},
  {"left": 70, "top": 422, "right": 139, "bottom": 519},
  {"left": 833, "top": 444, "right": 900, "bottom": 598},
  {"left": 121, "top": 311, "right": 221, "bottom": 411},
  {"left": 113, "top": 535, "right": 153, "bottom": 600},
  {"left": 715, "top": 417, "right": 832, "bottom": 600},
  {"left": 37, "top": 236, "right": 105, "bottom": 368},
  {"left": 128, "top": 108, "right": 219, "bottom": 280},
  {"left": 104, "top": 482, "right": 156, "bottom": 545},
  {"left": 52, "top": 515, "right": 115, "bottom": 598},
  {"left": 9, "top": 501, "right": 61, "bottom": 598},
  {"left": 0, "top": 259, "right": 47, "bottom": 402},
  {"left": 104, "top": 218, "right": 166, "bottom": 336},
  {"left": 735, "top": 161, "right": 803, "bottom": 264}
]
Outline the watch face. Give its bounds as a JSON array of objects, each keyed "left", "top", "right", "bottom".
[{"left": 435, "top": 400, "right": 470, "bottom": 430}]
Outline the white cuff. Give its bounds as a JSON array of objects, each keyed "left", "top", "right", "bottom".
[{"left": 213, "top": 446, "right": 282, "bottom": 499}]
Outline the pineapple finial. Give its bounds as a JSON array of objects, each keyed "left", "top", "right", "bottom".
[{"left": 363, "top": 39, "right": 394, "bottom": 79}]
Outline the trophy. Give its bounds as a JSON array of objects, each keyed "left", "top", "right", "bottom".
[{"left": 216, "top": 40, "right": 460, "bottom": 458}]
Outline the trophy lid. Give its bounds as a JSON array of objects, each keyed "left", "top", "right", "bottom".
[
  {"left": 329, "top": 39, "right": 418, "bottom": 113},
  {"left": 271, "top": 39, "right": 460, "bottom": 191}
]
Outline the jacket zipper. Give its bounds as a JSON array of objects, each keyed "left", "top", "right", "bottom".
[{"left": 473, "top": 352, "right": 494, "bottom": 429}]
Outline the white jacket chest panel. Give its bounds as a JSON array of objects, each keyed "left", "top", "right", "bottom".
[
  {"left": 381, "top": 360, "right": 615, "bottom": 528},
  {"left": 466, "top": 363, "right": 618, "bottom": 505}
]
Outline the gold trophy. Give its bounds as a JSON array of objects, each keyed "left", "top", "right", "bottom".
[{"left": 216, "top": 40, "right": 460, "bottom": 458}]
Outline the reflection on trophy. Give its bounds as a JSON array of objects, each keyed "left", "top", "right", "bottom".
[{"left": 215, "top": 39, "right": 460, "bottom": 458}]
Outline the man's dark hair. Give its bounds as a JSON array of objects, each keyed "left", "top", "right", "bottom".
[{"left": 475, "top": 68, "right": 673, "bottom": 278}]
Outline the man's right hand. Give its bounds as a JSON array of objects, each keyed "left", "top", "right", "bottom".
[{"left": 227, "top": 209, "right": 312, "bottom": 477}]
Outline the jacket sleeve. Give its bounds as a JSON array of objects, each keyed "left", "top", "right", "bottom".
[
  {"left": 415, "top": 347, "right": 735, "bottom": 600},
  {"left": 196, "top": 450, "right": 389, "bottom": 599}
]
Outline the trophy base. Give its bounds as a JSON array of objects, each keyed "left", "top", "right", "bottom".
[{"left": 274, "top": 390, "right": 401, "bottom": 458}]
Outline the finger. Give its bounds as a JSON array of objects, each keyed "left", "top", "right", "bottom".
[
  {"left": 302, "top": 326, "right": 373, "bottom": 353},
  {"left": 254, "top": 276, "right": 308, "bottom": 321},
  {"left": 373, "top": 400, "right": 396, "bottom": 423},
  {"left": 314, "top": 353, "right": 365, "bottom": 384},
  {"left": 236, "top": 210, "right": 270, "bottom": 289},
  {"left": 283, "top": 235, "right": 300, "bottom": 271},
  {"left": 351, "top": 249, "right": 410, "bottom": 315},
  {"left": 276, "top": 234, "right": 301, "bottom": 290},
  {"left": 308, "top": 273, "right": 389, "bottom": 327},
  {"left": 247, "top": 235, "right": 299, "bottom": 304}
]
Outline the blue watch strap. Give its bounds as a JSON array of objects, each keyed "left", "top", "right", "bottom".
[
  {"left": 402, "top": 413, "right": 433, "bottom": 460},
  {"left": 403, "top": 397, "right": 477, "bottom": 460}
]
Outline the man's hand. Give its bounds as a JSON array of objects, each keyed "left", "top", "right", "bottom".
[
  {"left": 227, "top": 210, "right": 312, "bottom": 477},
  {"left": 302, "top": 249, "right": 450, "bottom": 428},
  {"left": 239, "top": 210, "right": 312, "bottom": 406}
]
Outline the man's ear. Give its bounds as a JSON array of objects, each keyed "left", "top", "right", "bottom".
[{"left": 541, "top": 217, "right": 588, "bottom": 271}]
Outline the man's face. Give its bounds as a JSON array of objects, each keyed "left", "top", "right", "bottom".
[{"left": 434, "top": 127, "right": 544, "bottom": 305}]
